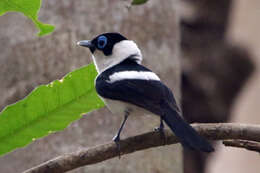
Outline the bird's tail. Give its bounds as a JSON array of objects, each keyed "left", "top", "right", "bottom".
[{"left": 162, "top": 105, "right": 214, "bottom": 152}]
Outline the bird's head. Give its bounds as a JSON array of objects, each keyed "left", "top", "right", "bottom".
[{"left": 77, "top": 32, "right": 142, "bottom": 73}]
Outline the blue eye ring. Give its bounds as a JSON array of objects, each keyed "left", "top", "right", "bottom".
[{"left": 97, "top": 35, "right": 107, "bottom": 49}]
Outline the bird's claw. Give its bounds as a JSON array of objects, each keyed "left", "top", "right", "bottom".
[
  {"left": 154, "top": 126, "right": 162, "bottom": 132},
  {"left": 113, "top": 135, "right": 121, "bottom": 158},
  {"left": 154, "top": 126, "right": 167, "bottom": 145}
]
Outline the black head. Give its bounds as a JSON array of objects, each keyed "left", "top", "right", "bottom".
[{"left": 77, "top": 32, "right": 127, "bottom": 56}]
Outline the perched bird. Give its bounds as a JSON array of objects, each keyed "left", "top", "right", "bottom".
[{"left": 77, "top": 32, "right": 214, "bottom": 152}]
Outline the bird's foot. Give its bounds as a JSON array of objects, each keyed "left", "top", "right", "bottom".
[
  {"left": 154, "top": 126, "right": 167, "bottom": 145},
  {"left": 113, "top": 135, "right": 121, "bottom": 159},
  {"left": 154, "top": 126, "right": 162, "bottom": 132}
]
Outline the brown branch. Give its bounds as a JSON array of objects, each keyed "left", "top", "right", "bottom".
[
  {"left": 223, "top": 139, "right": 260, "bottom": 153},
  {"left": 23, "top": 123, "right": 260, "bottom": 173}
]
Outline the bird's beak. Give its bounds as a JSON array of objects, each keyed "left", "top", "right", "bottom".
[{"left": 77, "top": 40, "right": 94, "bottom": 48}]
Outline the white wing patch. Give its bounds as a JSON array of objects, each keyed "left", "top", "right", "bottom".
[{"left": 108, "top": 71, "right": 160, "bottom": 83}]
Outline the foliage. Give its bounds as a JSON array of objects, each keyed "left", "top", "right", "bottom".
[
  {"left": 0, "top": 0, "right": 150, "bottom": 158},
  {"left": 132, "top": 0, "right": 149, "bottom": 5},
  {"left": 0, "top": 0, "right": 149, "bottom": 36},
  {"left": 0, "top": 63, "right": 105, "bottom": 156},
  {"left": 0, "top": 0, "right": 55, "bottom": 36}
]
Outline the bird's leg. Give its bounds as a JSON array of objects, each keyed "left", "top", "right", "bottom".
[
  {"left": 154, "top": 116, "right": 167, "bottom": 145},
  {"left": 113, "top": 110, "right": 129, "bottom": 158},
  {"left": 154, "top": 116, "right": 164, "bottom": 131}
]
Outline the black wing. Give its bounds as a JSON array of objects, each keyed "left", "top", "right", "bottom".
[{"left": 95, "top": 78, "right": 180, "bottom": 116}]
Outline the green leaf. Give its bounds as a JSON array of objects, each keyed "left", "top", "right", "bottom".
[
  {"left": 0, "top": 63, "right": 105, "bottom": 156},
  {"left": 132, "top": 0, "right": 149, "bottom": 5},
  {"left": 0, "top": 0, "right": 55, "bottom": 36}
]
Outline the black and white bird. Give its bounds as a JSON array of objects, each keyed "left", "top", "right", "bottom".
[{"left": 77, "top": 32, "right": 214, "bottom": 152}]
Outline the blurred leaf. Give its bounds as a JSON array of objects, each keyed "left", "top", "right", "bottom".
[
  {"left": 132, "top": 0, "right": 149, "bottom": 5},
  {"left": 0, "top": 63, "right": 105, "bottom": 156},
  {"left": 0, "top": 0, "right": 55, "bottom": 36}
]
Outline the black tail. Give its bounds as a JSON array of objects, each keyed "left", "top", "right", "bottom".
[{"left": 162, "top": 105, "right": 214, "bottom": 152}]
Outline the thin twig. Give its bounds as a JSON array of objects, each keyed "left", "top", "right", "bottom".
[
  {"left": 23, "top": 123, "right": 260, "bottom": 173},
  {"left": 223, "top": 139, "right": 260, "bottom": 153}
]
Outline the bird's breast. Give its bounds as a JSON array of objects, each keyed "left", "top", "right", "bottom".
[{"left": 101, "top": 97, "right": 152, "bottom": 117}]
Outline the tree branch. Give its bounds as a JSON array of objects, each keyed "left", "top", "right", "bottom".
[
  {"left": 23, "top": 123, "right": 260, "bottom": 173},
  {"left": 223, "top": 139, "right": 260, "bottom": 153}
]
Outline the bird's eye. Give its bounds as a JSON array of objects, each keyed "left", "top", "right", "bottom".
[{"left": 97, "top": 36, "right": 107, "bottom": 49}]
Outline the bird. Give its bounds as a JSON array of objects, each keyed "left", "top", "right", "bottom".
[{"left": 77, "top": 32, "right": 214, "bottom": 153}]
